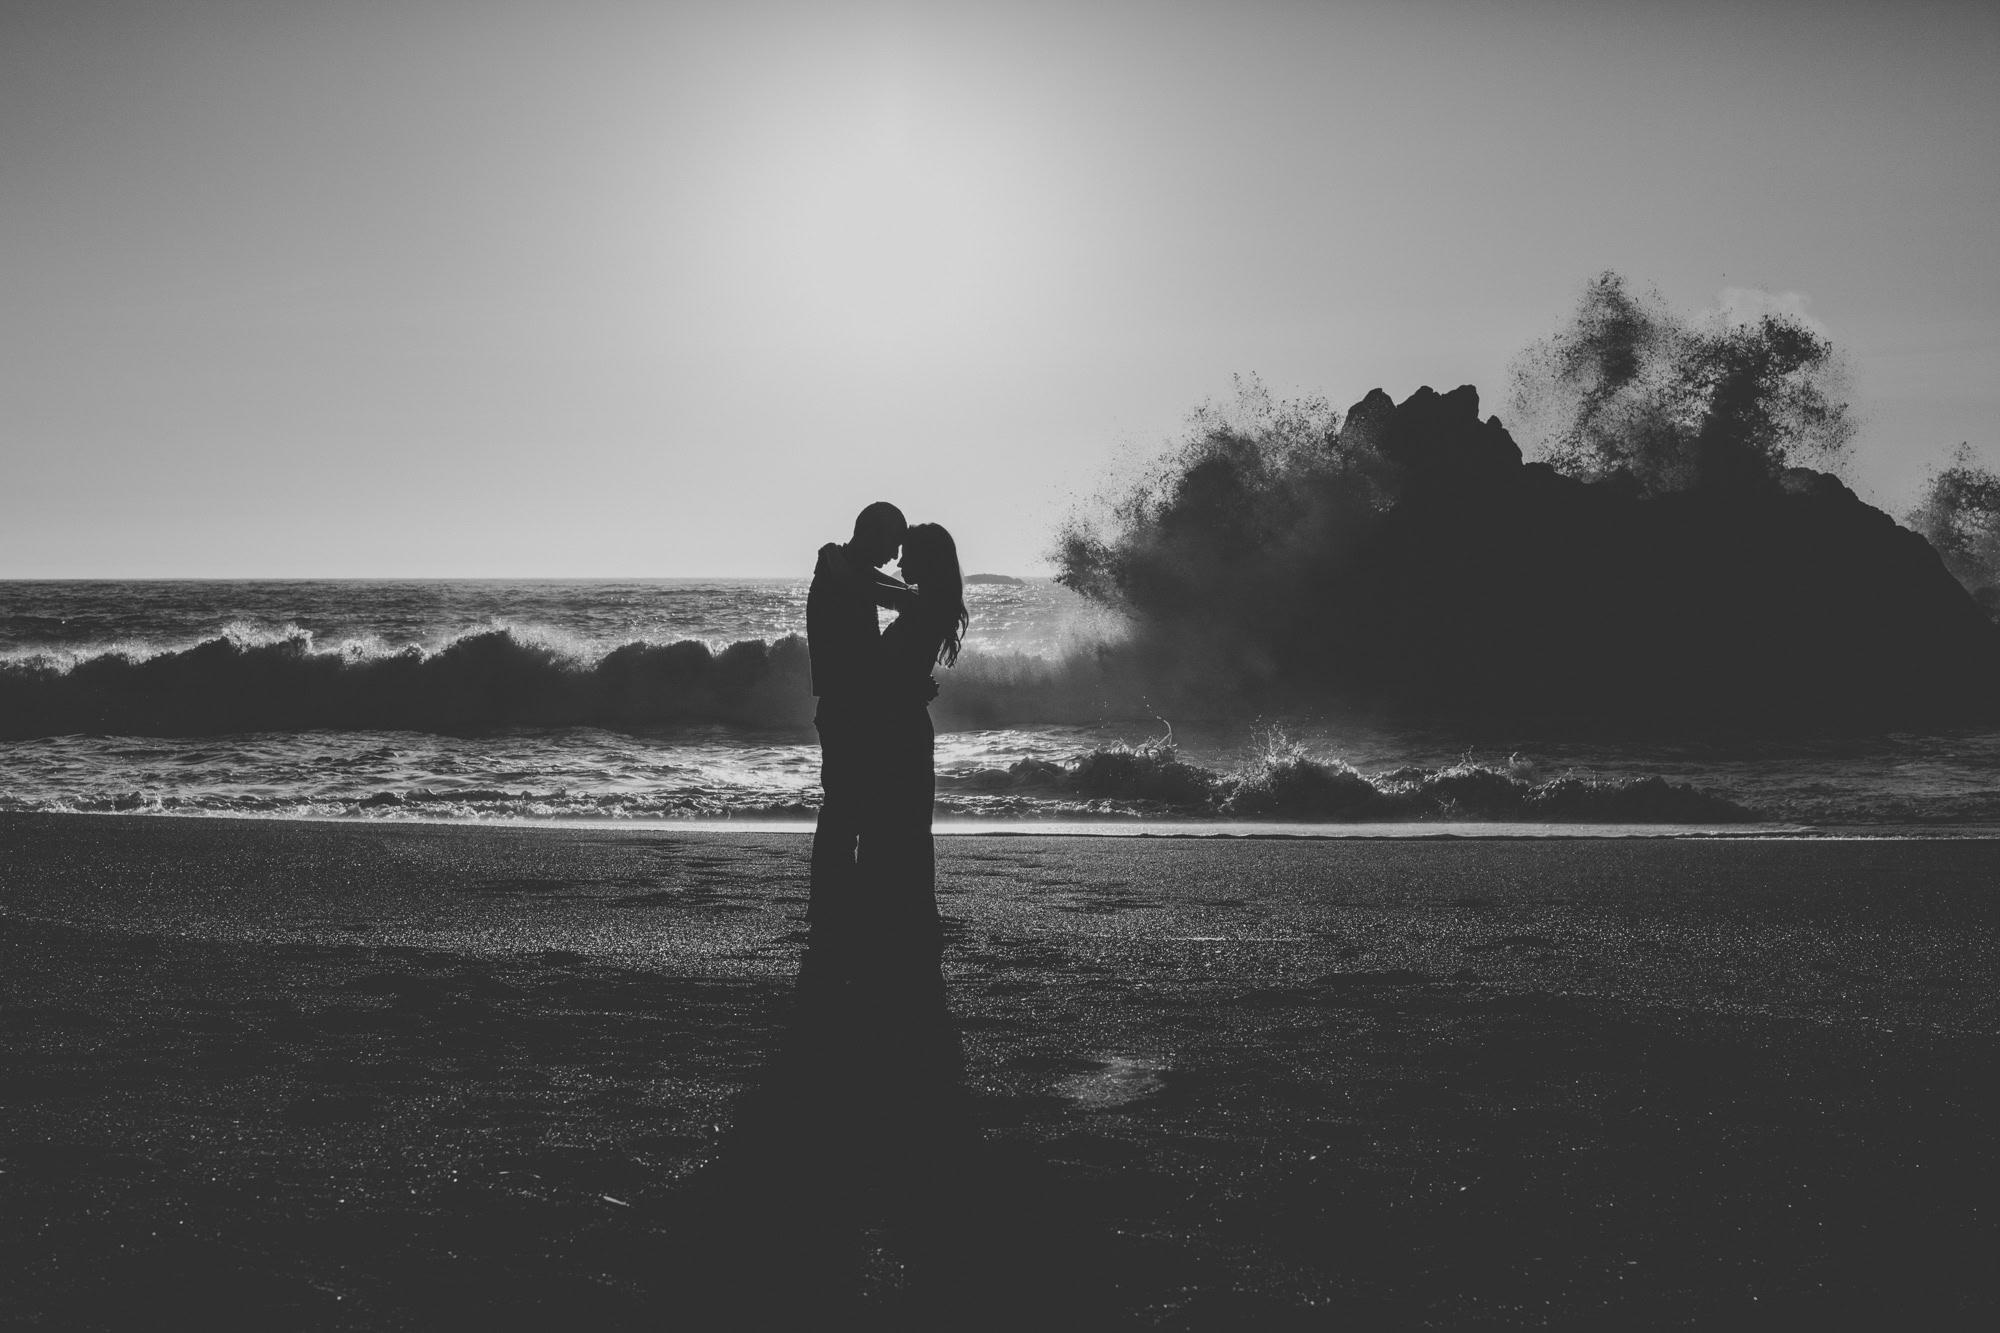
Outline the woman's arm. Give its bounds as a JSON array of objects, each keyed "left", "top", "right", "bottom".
[{"left": 870, "top": 572, "right": 919, "bottom": 611}]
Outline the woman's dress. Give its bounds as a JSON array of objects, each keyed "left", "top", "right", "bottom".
[{"left": 855, "top": 601, "right": 946, "bottom": 985}]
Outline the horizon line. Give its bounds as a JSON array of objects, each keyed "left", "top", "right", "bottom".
[{"left": 0, "top": 571, "right": 1053, "bottom": 583}]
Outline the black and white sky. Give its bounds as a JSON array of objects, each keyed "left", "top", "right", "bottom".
[{"left": 3, "top": 0, "right": 1996, "bottom": 577}]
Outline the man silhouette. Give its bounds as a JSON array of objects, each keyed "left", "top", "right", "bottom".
[{"left": 805, "top": 501, "right": 910, "bottom": 971}]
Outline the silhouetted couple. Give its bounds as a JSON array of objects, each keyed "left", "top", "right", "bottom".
[
  {"left": 669, "top": 508, "right": 1107, "bottom": 1320},
  {"left": 707, "top": 501, "right": 973, "bottom": 1314},
  {"left": 802, "top": 501, "right": 968, "bottom": 1028}
]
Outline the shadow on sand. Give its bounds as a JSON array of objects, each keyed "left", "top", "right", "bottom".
[{"left": 656, "top": 948, "right": 1116, "bottom": 1327}]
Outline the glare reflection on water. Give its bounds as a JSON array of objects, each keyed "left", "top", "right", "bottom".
[{"left": 1056, "top": 1057, "right": 1166, "bottom": 1111}]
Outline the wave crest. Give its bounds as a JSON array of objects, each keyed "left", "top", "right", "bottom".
[
  {"left": 0, "top": 627, "right": 819, "bottom": 739},
  {"left": 934, "top": 733, "right": 1756, "bottom": 823}
]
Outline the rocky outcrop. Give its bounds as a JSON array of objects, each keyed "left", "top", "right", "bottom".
[
  {"left": 1086, "top": 385, "right": 2000, "bottom": 731},
  {"left": 1331, "top": 388, "right": 1994, "bottom": 726}
]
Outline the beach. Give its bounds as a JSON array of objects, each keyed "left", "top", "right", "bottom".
[{"left": 3, "top": 814, "right": 1997, "bottom": 1328}]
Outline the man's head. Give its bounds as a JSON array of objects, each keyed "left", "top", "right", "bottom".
[{"left": 850, "top": 501, "right": 906, "bottom": 568}]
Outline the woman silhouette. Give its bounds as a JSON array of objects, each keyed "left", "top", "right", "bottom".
[{"left": 861, "top": 522, "right": 969, "bottom": 996}]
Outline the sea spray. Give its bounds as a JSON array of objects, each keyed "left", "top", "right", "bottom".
[{"left": 1054, "top": 313, "right": 2000, "bottom": 729}]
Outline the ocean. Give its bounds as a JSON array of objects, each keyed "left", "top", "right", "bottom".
[{"left": 3, "top": 578, "right": 1998, "bottom": 830}]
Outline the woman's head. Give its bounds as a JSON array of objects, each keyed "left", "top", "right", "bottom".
[{"left": 900, "top": 522, "right": 969, "bottom": 667}]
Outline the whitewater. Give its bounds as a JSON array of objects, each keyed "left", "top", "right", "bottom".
[{"left": 3, "top": 578, "right": 1998, "bottom": 830}]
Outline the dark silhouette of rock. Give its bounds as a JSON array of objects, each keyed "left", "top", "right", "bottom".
[
  {"left": 964, "top": 573, "right": 1025, "bottom": 585},
  {"left": 1059, "top": 384, "right": 2000, "bottom": 732}
]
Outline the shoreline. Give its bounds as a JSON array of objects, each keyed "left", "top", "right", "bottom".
[
  {"left": 4, "top": 811, "right": 1997, "bottom": 1325},
  {"left": 20, "top": 807, "right": 2000, "bottom": 840}
]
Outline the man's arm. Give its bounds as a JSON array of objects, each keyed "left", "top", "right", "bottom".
[{"left": 813, "top": 542, "right": 851, "bottom": 587}]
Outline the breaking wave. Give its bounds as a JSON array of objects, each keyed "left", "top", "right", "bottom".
[
  {"left": 932, "top": 733, "right": 1758, "bottom": 824},
  {"left": 0, "top": 620, "right": 1169, "bottom": 741},
  {"left": 0, "top": 626, "right": 823, "bottom": 739},
  {"left": 0, "top": 727, "right": 1759, "bottom": 825}
]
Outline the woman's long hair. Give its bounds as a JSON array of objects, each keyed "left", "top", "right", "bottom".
[{"left": 904, "top": 523, "right": 970, "bottom": 667}]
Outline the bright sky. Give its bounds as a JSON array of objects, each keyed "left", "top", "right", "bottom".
[{"left": 3, "top": 0, "right": 1996, "bottom": 577}]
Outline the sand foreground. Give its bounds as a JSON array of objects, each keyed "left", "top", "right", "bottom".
[{"left": 3, "top": 813, "right": 1997, "bottom": 1328}]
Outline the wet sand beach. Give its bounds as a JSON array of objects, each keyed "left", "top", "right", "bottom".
[{"left": 3, "top": 813, "right": 1997, "bottom": 1328}]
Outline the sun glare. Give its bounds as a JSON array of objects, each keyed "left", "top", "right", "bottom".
[{"left": 705, "top": 74, "right": 1059, "bottom": 361}]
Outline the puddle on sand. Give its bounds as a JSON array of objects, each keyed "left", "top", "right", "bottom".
[{"left": 1056, "top": 1056, "right": 1165, "bottom": 1110}]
